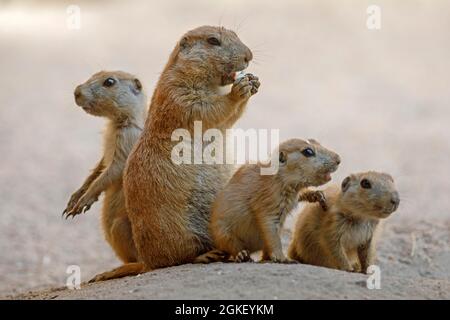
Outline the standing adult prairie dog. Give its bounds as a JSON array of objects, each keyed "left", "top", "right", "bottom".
[
  {"left": 63, "top": 71, "right": 147, "bottom": 264},
  {"left": 288, "top": 171, "right": 400, "bottom": 273},
  {"left": 197, "top": 139, "right": 340, "bottom": 264},
  {"left": 90, "top": 26, "right": 260, "bottom": 282}
]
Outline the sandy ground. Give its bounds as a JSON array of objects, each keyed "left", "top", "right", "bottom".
[
  {"left": 0, "top": 0, "right": 449, "bottom": 299},
  {"left": 7, "top": 230, "right": 450, "bottom": 299}
]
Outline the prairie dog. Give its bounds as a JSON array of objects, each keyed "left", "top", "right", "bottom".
[
  {"left": 63, "top": 71, "right": 147, "bottom": 264},
  {"left": 91, "top": 26, "right": 259, "bottom": 282},
  {"left": 288, "top": 171, "right": 400, "bottom": 273},
  {"left": 200, "top": 139, "right": 340, "bottom": 263}
]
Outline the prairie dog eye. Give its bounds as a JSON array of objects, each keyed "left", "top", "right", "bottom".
[
  {"left": 207, "top": 37, "right": 221, "bottom": 46},
  {"left": 301, "top": 148, "right": 315, "bottom": 157},
  {"left": 103, "top": 78, "right": 116, "bottom": 87},
  {"left": 360, "top": 179, "right": 372, "bottom": 189}
]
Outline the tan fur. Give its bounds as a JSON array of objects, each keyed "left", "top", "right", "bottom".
[
  {"left": 201, "top": 139, "right": 340, "bottom": 263},
  {"left": 288, "top": 171, "right": 400, "bottom": 273},
  {"left": 63, "top": 71, "right": 147, "bottom": 265},
  {"left": 92, "top": 26, "right": 259, "bottom": 282}
]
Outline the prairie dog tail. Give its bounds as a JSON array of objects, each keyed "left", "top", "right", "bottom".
[
  {"left": 193, "top": 249, "right": 230, "bottom": 264},
  {"left": 89, "top": 262, "right": 145, "bottom": 283}
]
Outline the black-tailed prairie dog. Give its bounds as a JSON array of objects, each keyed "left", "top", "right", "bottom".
[
  {"left": 199, "top": 139, "right": 340, "bottom": 264},
  {"left": 288, "top": 171, "right": 400, "bottom": 273},
  {"left": 63, "top": 71, "right": 147, "bottom": 264},
  {"left": 91, "top": 26, "right": 260, "bottom": 281}
]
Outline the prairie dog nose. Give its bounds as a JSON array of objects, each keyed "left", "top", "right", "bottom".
[
  {"left": 74, "top": 86, "right": 81, "bottom": 99},
  {"left": 390, "top": 192, "right": 400, "bottom": 210},
  {"left": 74, "top": 85, "right": 84, "bottom": 106},
  {"left": 244, "top": 48, "right": 253, "bottom": 63}
]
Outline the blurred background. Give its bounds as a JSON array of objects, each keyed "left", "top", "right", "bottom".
[{"left": 0, "top": 0, "right": 449, "bottom": 295}]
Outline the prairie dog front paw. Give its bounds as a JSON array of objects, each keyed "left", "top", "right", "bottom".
[
  {"left": 230, "top": 74, "right": 260, "bottom": 101},
  {"left": 299, "top": 190, "right": 328, "bottom": 211},
  {"left": 63, "top": 189, "right": 86, "bottom": 216},
  {"left": 64, "top": 193, "right": 98, "bottom": 218}
]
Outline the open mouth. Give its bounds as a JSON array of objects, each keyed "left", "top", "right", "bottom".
[
  {"left": 320, "top": 165, "right": 338, "bottom": 182},
  {"left": 311, "top": 172, "right": 332, "bottom": 186},
  {"left": 317, "top": 172, "right": 332, "bottom": 183}
]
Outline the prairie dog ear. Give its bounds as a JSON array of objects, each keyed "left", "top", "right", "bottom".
[
  {"left": 386, "top": 173, "right": 394, "bottom": 183},
  {"left": 130, "top": 78, "right": 143, "bottom": 95},
  {"left": 134, "top": 79, "right": 142, "bottom": 91},
  {"left": 279, "top": 151, "right": 287, "bottom": 165},
  {"left": 179, "top": 36, "right": 190, "bottom": 50},
  {"left": 341, "top": 176, "right": 352, "bottom": 192}
]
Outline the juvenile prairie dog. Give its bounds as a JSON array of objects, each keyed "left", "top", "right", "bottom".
[
  {"left": 90, "top": 26, "right": 260, "bottom": 282},
  {"left": 288, "top": 171, "right": 400, "bottom": 273},
  {"left": 63, "top": 71, "right": 147, "bottom": 264},
  {"left": 199, "top": 139, "right": 340, "bottom": 264}
]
